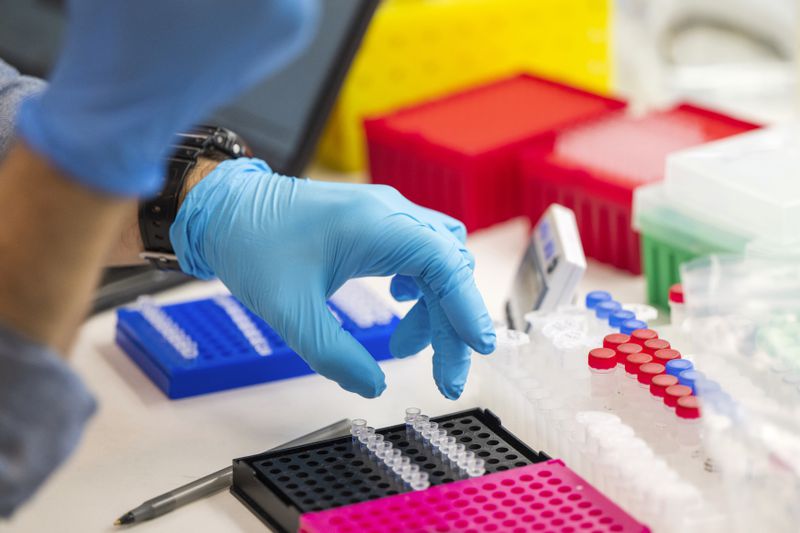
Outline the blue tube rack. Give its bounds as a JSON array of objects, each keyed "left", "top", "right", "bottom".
[{"left": 115, "top": 296, "right": 399, "bottom": 399}]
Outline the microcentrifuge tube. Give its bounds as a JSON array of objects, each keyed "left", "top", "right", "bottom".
[
  {"left": 366, "top": 434, "right": 384, "bottom": 451},
  {"left": 357, "top": 426, "right": 375, "bottom": 444},
  {"left": 411, "top": 415, "right": 430, "bottom": 432},
  {"left": 375, "top": 441, "right": 393, "bottom": 459},
  {"left": 405, "top": 407, "right": 421, "bottom": 425},
  {"left": 350, "top": 419, "right": 367, "bottom": 436}
]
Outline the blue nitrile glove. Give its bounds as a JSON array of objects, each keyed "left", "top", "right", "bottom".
[
  {"left": 16, "top": 0, "right": 317, "bottom": 197},
  {"left": 171, "top": 159, "right": 496, "bottom": 399}
]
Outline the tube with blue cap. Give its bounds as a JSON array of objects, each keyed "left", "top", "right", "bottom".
[{"left": 621, "top": 319, "right": 648, "bottom": 335}]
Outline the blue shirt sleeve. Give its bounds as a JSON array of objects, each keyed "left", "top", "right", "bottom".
[
  {"left": 0, "top": 59, "right": 45, "bottom": 159},
  {"left": 0, "top": 321, "right": 96, "bottom": 518}
]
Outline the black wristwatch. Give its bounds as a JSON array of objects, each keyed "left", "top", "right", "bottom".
[{"left": 138, "top": 125, "right": 251, "bottom": 270}]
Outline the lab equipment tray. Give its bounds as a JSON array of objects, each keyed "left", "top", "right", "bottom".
[
  {"left": 115, "top": 287, "right": 398, "bottom": 399},
  {"left": 365, "top": 73, "right": 625, "bottom": 232},
  {"left": 300, "top": 459, "right": 650, "bottom": 533},
  {"left": 230, "top": 408, "right": 549, "bottom": 532}
]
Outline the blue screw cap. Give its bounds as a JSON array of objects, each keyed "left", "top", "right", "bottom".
[
  {"left": 609, "top": 310, "right": 635, "bottom": 328},
  {"left": 679, "top": 370, "right": 706, "bottom": 393},
  {"left": 595, "top": 300, "right": 622, "bottom": 319},
  {"left": 585, "top": 291, "right": 612, "bottom": 310},
  {"left": 695, "top": 379, "right": 721, "bottom": 397},
  {"left": 620, "top": 319, "right": 647, "bottom": 335},
  {"left": 666, "top": 359, "right": 693, "bottom": 377}
]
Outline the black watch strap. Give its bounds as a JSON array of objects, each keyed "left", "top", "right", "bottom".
[{"left": 138, "top": 125, "right": 251, "bottom": 270}]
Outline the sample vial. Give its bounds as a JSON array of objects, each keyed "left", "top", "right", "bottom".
[
  {"left": 653, "top": 348, "right": 681, "bottom": 366},
  {"left": 357, "top": 426, "right": 376, "bottom": 444},
  {"left": 663, "top": 385, "right": 693, "bottom": 410},
  {"left": 595, "top": 300, "right": 623, "bottom": 321},
  {"left": 668, "top": 284, "right": 685, "bottom": 327},
  {"left": 625, "top": 352, "right": 653, "bottom": 378},
  {"left": 603, "top": 333, "right": 631, "bottom": 352},
  {"left": 678, "top": 370, "right": 706, "bottom": 394},
  {"left": 616, "top": 342, "right": 643, "bottom": 367},
  {"left": 637, "top": 362, "right": 665, "bottom": 388},
  {"left": 630, "top": 328, "right": 658, "bottom": 346},
  {"left": 609, "top": 310, "right": 635, "bottom": 329},
  {"left": 621, "top": 320, "right": 648, "bottom": 335},
  {"left": 350, "top": 419, "right": 367, "bottom": 437},
  {"left": 588, "top": 348, "right": 618, "bottom": 411},
  {"left": 666, "top": 359, "right": 693, "bottom": 378},
  {"left": 586, "top": 290, "right": 612, "bottom": 309},
  {"left": 405, "top": 407, "right": 422, "bottom": 425},
  {"left": 650, "top": 374, "right": 679, "bottom": 400},
  {"left": 643, "top": 338, "right": 670, "bottom": 356}
]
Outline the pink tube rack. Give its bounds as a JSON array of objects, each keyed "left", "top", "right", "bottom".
[{"left": 299, "top": 459, "right": 650, "bottom": 533}]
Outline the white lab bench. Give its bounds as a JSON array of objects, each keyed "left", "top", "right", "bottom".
[{"left": 4, "top": 217, "right": 644, "bottom": 533}]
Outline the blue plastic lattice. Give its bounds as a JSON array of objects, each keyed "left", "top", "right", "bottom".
[{"left": 115, "top": 293, "right": 399, "bottom": 399}]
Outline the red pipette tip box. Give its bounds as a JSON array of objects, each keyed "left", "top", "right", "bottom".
[
  {"left": 365, "top": 74, "right": 625, "bottom": 231},
  {"left": 299, "top": 459, "right": 650, "bottom": 533},
  {"left": 519, "top": 105, "right": 758, "bottom": 273}
]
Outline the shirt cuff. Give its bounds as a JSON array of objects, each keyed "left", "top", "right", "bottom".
[{"left": 0, "top": 321, "right": 96, "bottom": 518}]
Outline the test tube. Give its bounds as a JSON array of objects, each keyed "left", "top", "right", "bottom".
[
  {"left": 137, "top": 296, "right": 198, "bottom": 359},
  {"left": 630, "top": 328, "right": 658, "bottom": 347},
  {"left": 411, "top": 415, "right": 430, "bottom": 432},
  {"left": 621, "top": 320, "right": 648, "bottom": 335},
  {"left": 668, "top": 284, "right": 685, "bottom": 327},
  {"left": 642, "top": 338, "right": 670, "bottom": 356},
  {"left": 666, "top": 359, "right": 693, "bottom": 378},
  {"left": 678, "top": 370, "right": 706, "bottom": 394},
  {"left": 588, "top": 347, "right": 618, "bottom": 412},
  {"left": 653, "top": 348, "right": 681, "bottom": 366},
  {"left": 357, "top": 426, "right": 375, "bottom": 444},
  {"left": 609, "top": 310, "right": 636, "bottom": 330},
  {"left": 350, "top": 419, "right": 367, "bottom": 437},
  {"left": 404, "top": 407, "right": 421, "bottom": 425},
  {"left": 585, "top": 290, "right": 612, "bottom": 309}
]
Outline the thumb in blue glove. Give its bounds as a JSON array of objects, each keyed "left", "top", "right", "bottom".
[{"left": 171, "top": 158, "right": 496, "bottom": 399}]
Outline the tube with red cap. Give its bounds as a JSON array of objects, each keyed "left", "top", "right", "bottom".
[{"left": 588, "top": 347, "right": 618, "bottom": 411}]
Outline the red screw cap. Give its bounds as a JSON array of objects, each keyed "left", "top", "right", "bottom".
[
  {"left": 615, "top": 342, "right": 642, "bottom": 366},
  {"left": 625, "top": 352, "right": 653, "bottom": 375},
  {"left": 630, "top": 328, "right": 658, "bottom": 346},
  {"left": 650, "top": 374, "right": 679, "bottom": 398},
  {"left": 588, "top": 348, "right": 617, "bottom": 371},
  {"left": 669, "top": 284, "right": 684, "bottom": 304},
  {"left": 653, "top": 348, "right": 681, "bottom": 365},
  {"left": 637, "top": 362, "right": 666, "bottom": 385},
  {"left": 664, "top": 384, "right": 693, "bottom": 408},
  {"left": 603, "top": 333, "right": 631, "bottom": 352},
  {"left": 676, "top": 395, "right": 701, "bottom": 419},
  {"left": 643, "top": 338, "right": 670, "bottom": 355}
]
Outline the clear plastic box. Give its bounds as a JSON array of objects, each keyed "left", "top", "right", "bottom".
[
  {"left": 664, "top": 124, "right": 800, "bottom": 244},
  {"left": 633, "top": 124, "right": 799, "bottom": 308}
]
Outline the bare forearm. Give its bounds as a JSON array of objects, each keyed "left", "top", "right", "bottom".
[
  {"left": 104, "top": 157, "right": 219, "bottom": 267},
  {"left": 0, "top": 142, "right": 131, "bottom": 352}
]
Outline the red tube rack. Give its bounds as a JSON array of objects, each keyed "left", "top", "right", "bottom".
[{"left": 365, "top": 74, "right": 625, "bottom": 231}]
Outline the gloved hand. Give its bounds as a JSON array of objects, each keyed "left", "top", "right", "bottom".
[
  {"left": 171, "top": 159, "right": 496, "bottom": 399},
  {"left": 16, "top": 0, "right": 317, "bottom": 196}
]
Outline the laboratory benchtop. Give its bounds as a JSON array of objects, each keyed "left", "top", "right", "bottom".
[{"left": 4, "top": 217, "right": 644, "bottom": 533}]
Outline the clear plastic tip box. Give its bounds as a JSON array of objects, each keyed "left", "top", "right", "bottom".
[
  {"left": 365, "top": 74, "right": 624, "bottom": 232},
  {"left": 634, "top": 124, "right": 799, "bottom": 308},
  {"left": 115, "top": 285, "right": 398, "bottom": 399},
  {"left": 519, "top": 105, "right": 757, "bottom": 274}
]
